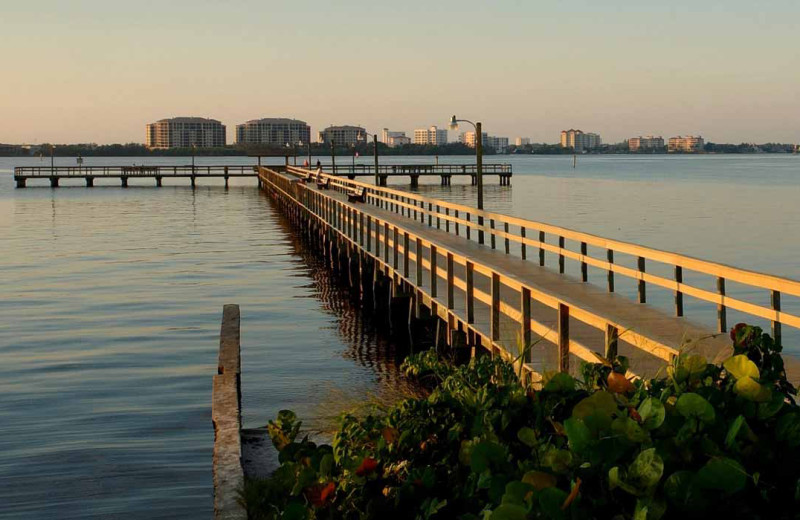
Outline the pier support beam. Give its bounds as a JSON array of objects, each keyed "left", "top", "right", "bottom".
[
  {"left": 410, "top": 175, "right": 419, "bottom": 188},
  {"left": 15, "top": 178, "right": 26, "bottom": 188},
  {"left": 471, "top": 175, "right": 477, "bottom": 186},
  {"left": 85, "top": 177, "right": 94, "bottom": 187},
  {"left": 378, "top": 175, "right": 388, "bottom": 187},
  {"left": 224, "top": 175, "right": 229, "bottom": 188},
  {"left": 50, "top": 177, "right": 59, "bottom": 188},
  {"left": 121, "top": 177, "right": 128, "bottom": 188},
  {"left": 156, "top": 176, "right": 162, "bottom": 187},
  {"left": 191, "top": 176, "right": 197, "bottom": 188}
]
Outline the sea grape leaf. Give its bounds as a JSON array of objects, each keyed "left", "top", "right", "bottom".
[
  {"left": 490, "top": 504, "right": 528, "bottom": 520},
  {"left": 724, "top": 355, "right": 760, "bottom": 380},
  {"left": 522, "top": 471, "right": 557, "bottom": 490},
  {"left": 517, "top": 427, "right": 538, "bottom": 447},
  {"left": 676, "top": 393, "right": 715, "bottom": 423},
  {"left": 612, "top": 416, "right": 648, "bottom": 443},
  {"left": 681, "top": 354, "right": 708, "bottom": 377},
  {"left": 757, "top": 391, "right": 785, "bottom": 420},
  {"left": 776, "top": 413, "right": 800, "bottom": 447},
  {"left": 470, "top": 441, "right": 506, "bottom": 474},
  {"left": 663, "top": 471, "right": 695, "bottom": 507},
  {"left": 734, "top": 376, "right": 771, "bottom": 402},
  {"left": 638, "top": 397, "right": 666, "bottom": 430},
  {"left": 696, "top": 457, "right": 747, "bottom": 494},
  {"left": 608, "top": 466, "right": 640, "bottom": 496},
  {"left": 564, "top": 418, "right": 592, "bottom": 453},
  {"left": 725, "top": 415, "right": 746, "bottom": 450},
  {"left": 501, "top": 481, "right": 535, "bottom": 506},
  {"left": 544, "top": 372, "right": 576, "bottom": 393},
  {"left": 538, "top": 487, "right": 569, "bottom": 519},
  {"left": 573, "top": 391, "right": 618, "bottom": 419},
  {"left": 627, "top": 448, "right": 664, "bottom": 491}
]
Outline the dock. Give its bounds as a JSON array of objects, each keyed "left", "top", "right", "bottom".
[
  {"left": 258, "top": 165, "right": 800, "bottom": 381},
  {"left": 12, "top": 162, "right": 512, "bottom": 188},
  {"left": 13, "top": 165, "right": 257, "bottom": 188}
]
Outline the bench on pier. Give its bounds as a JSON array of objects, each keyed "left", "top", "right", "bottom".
[
  {"left": 316, "top": 176, "right": 331, "bottom": 190},
  {"left": 347, "top": 186, "right": 366, "bottom": 203}
]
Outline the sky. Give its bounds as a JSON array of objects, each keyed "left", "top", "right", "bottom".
[{"left": 1, "top": 0, "right": 799, "bottom": 145}]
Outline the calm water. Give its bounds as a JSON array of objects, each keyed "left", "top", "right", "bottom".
[{"left": 1, "top": 154, "right": 798, "bottom": 517}]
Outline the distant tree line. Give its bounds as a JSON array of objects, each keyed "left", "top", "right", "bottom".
[{"left": 1, "top": 141, "right": 796, "bottom": 157}]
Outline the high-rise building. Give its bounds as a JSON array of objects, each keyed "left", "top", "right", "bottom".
[
  {"left": 318, "top": 125, "right": 367, "bottom": 146},
  {"left": 668, "top": 135, "right": 705, "bottom": 152},
  {"left": 560, "top": 129, "right": 602, "bottom": 151},
  {"left": 413, "top": 126, "right": 448, "bottom": 146},
  {"left": 235, "top": 118, "right": 310, "bottom": 146},
  {"left": 515, "top": 137, "right": 531, "bottom": 146},
  {"left": 382, "top": 128, "right": 406, "bottom": 144},
  {"left": 628, "top": 136, "right": 665, "bottom": 152},
  {"left": 146, "top": 117, "right": 226, "bottom": 149},
  {"left": 459, "top": 132, "right": 508, "bottom": 152}
]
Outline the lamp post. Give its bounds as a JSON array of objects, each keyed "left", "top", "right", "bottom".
[
  {"left": 449, "top": 115, "right": 484, "bottom": 244},
  {"left": 191, "top": 144, "right": 197, "bottom": 175},
  {"left": 330, "top": 139, "right": 336, "bottom": 175},
  {"left": 373, "top": 134, "right": 379, "bottom": 186},
  {"left": 50, "top": 144, "right": 55, "bottom": 175}
]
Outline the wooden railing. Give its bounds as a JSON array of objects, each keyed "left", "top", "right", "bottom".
[
  {"left": 313, "top": 163, "right": 512, "bottom": 176},
  {"left": 14, "top": 165, "right": 258, "bottom": 177},
  {"left": 285, "top": 166, "right": 800, "bottom": 348}
]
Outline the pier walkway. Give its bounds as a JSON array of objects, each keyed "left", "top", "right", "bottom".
[
  {"left": 315, "top": 163, "right": 512, "bottom": 186},
  {"left": 260, "top": 165, "right": 800, "bottom": 381},
  {"left": 13, "top": 165, "right": 257, "bottom": 188}
]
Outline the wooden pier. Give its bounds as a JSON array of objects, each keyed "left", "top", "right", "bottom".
[
  {"left": 13, "top": 162, "right": 511, "bottom": 188},
  {"left": 259, "top": 165, "right": 800, "bottom": 382},
  {"left": 315, "top": 163, "right": 512, "bottom": 186},
  {"left": 13, "top": 165, "right": 257, "bottom": 188}
]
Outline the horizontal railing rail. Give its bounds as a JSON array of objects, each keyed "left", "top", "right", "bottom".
[
  {"left": 14, "top": 165, "right": 259, "bottom": 177},
  {"left": 285, "top": 165, "right": 800, "bottom": 345},
  {"left": 309, "top": 163, "right": 512, "bottom": 176}
]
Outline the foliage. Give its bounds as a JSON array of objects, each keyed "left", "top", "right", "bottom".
[{"left": 243, "top": 324, "right": 800, "bottom": 519}]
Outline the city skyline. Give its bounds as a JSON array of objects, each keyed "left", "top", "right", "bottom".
[{"left": 2, "top": 0, "right": 799, "bottom": 145}]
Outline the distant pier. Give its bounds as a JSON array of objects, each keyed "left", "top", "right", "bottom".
[{"left": 13, "top": 162, "right": 512, "bottom": 188}]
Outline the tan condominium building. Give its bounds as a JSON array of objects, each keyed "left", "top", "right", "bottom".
[
  {"left": 413, "top": 126, "right": 449, "bottom": 146},
  {"left": 382, "top": 129, "right": 411, "bottom": 147},
  {"left": 146, "top": 117, "right": 226, "bottom": 149},
  {"left": 628, "top": 135, "right": 665, "bottom": 152},
  {"left": 318, "top": 125, "right": 367, "bottom": 146},
  {"left": 560, "top": 129, "right": 602, "bottom": 152},
  {"left": 515, "top": 137, "right": 531, "bottom": 146},
  {"left": 458, "top": 132, "right": 508, "bottom": 152},
  {"left": 668, "top": 135, "right": 705, "bottom": 152},
  {"left": 235, "top": 118, "right": 310, "bottom": 146}
]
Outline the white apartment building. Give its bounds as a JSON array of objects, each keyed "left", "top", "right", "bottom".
[
  {"left": 382, "top": 129, "right": 409, "bottom": 147},
  {"left": 515, "top": 137, "right": 531, "bottom": 146},
  {"left": 235, "top": 118, "right": 310, "bottom": 146},
  {"left": 668, "top": 135, "right": 705, "bottom": 152},
  {"left": 146, "top": 117, "right": 227, "bottom": 149},
  {"left": 413, "top": 126, "right": 448, "bottom": 146},
  {"left": 560, "top": 129, "right": 602, "bottom": 152},
  {"left": 460, "top": 132, "right": 508, "bottom": 152},
  {"left": 318, "top": 125, "right": 367, "bottom": 146},
  {"left": 628, "top": 136, "right": 665, "bottom": 152}
]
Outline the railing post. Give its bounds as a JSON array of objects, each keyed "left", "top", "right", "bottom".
[
  {"left": 366, "top": 216, "right": 372, "bottom": 251},
  {"left": 446, "top": 253, "right": 454, "bottom": 309},
  {"left": 393, "top": 227, "right": 399, "bottom": 270},
  {"left": 384, "top": 223, "right": 390, "bottom": 264},
  {"left": 558, "top": 236, "right": 565, "bottom": 274},
  {"left": 445, "top": 207, "right": 450, "bottom": 233},
  {"left": 521, "top": 287, "right": 531, "bottom": 361},
  {"left": 359, "top": 212, "right": 364, "bottom": 245},
  {"left": 772, "top": 290, "right": 782, "bottom": 346},
  {"left": 455, "top": 210, "right": 460, "bottom": 236},
  {"left": 539, "top": 231, "right": 545, "bottom": 266},
  {"left": 717, "top": 277, "right": 727, "bottom": 333},
  {"left": 637, "top": 257, "right": 646, "bottom": 303},
  {"left": 416, "top": 238, "right": 423, "bottom": 286},
  {"left": 504, "top": 222, "right": 510, "bottom": 254},
  {"left": 490, "top": 219, "right": 496, "bottom": 249},
  {"left": 374, "top": 218, "right": 380, "bottom": 258},
  {"left": 436, "top": 205, "right": 441, "bottom": 229},
  {"left": 466, "top": 261, "right": 475, "bottom": 324},
  {"left": 580, "top": 242, "right": 588, "bottom": 282},
  {"left": 607, "top": 249, "right": 615, "bottom": 292},
  {"left": 403, "top": 232, "right": 410, "bottom": 278},
  {"left": 430, "top": 245, "right": 438, "bottom": 297},
  {"left": 558, "top": 303, "right": 570, "bottom": 373},
  {"left": 491, "top": 273, "right": 500, "bottom": 342},
  {"left": 466, "top": 213, "right": 471, "bottom": 241},
  {"left": 674, "top": 266, "right": 684, "bottom": 316},
  {"left": 521, "top": 227, "right": 527, "bottom": 260},
  {"left": 605, "top": 324, "right": 619, "bottom": 360},
  {"left": 428, "top": 203, "right": 432, "bottom": 227}
]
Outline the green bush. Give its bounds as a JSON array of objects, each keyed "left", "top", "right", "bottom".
[{"left": 242, "top": 324, "right": 800, "bottom": 519}]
